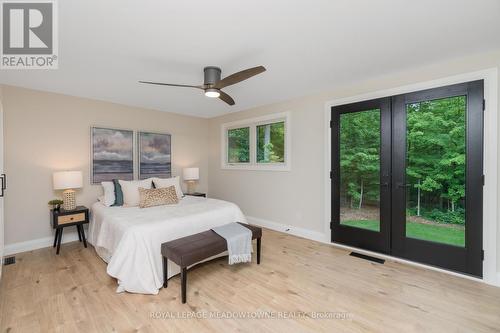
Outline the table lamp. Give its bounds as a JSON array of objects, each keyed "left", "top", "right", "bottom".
[
  {"left": 183, "top": 168, "right": 199, "bottom": 194},
  {"left": 53, "top": 171, "right": 83, "bottom": 210}
]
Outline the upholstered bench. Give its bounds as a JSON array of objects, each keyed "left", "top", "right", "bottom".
[{"left": 161, "top": 223, "right": 262, "bottom": 303}]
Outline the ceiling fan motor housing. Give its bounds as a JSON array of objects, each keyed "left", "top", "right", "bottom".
[{"left": 204, "top": 66, "right": 221, "bottom": 87}]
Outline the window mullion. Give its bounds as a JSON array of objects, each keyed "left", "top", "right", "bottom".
[{"left": 250, "top": 124, "right": 256, "bottom": 165}]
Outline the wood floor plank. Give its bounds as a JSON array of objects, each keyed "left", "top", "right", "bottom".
[{"left": 1, "top": 228, "right": 500, "bottom": 333}]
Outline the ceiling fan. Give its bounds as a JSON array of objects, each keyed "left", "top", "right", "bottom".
[{"left": 139, "top": 66, "right": 266, "bottom": 106}]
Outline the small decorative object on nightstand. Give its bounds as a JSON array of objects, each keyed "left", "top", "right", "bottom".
[
  {"left": 53, "top": 171, "right": 83, "bottom": 210},
  {"left": 51, "top": 205, "right": 89, "bottom": 255},
  {"left": 183, "top": 167, "right": 199, "bottom": 194},
  {"left": 48, "top": 199, "right": 64, "bottom": 212},
  {"left": 185, "top": 192, "right": 206, "bottom": 198}
]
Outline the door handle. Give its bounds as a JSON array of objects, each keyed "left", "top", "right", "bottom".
[
  {"left": 396, "top": 182, "right": 411, "bottom": 188},
  {"left": 0, "top": 174, "right": 6, "bottom": 197}
]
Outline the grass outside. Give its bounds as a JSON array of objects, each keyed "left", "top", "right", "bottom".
[{"left": 341, "top": 219, "right": 465, "bottom": 247}]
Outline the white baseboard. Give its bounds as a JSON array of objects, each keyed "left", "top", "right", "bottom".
[
  {"left": 4, "top": 230, "right": 80, "bottom": 256},
  {"left": 246, "top": 216, "right": 328, "bottom": 243}
]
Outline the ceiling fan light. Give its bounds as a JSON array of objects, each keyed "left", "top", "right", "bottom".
[{"left": 204, "top": 88, "right": 220, "bottom": 98}]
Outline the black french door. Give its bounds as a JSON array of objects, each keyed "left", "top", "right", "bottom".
[{"left": 331, "top": 81, "right": 484, "bottom": 277}]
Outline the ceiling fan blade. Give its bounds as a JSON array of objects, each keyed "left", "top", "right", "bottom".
[
  {"left": 139, "top": 81, "right": 203, "bottom": 89},
  {"left": 214, "top": 66, "right": 266, "bottom": 89},
  {"left": 218, "top": 90, "right": 235, "bottom": 106}
]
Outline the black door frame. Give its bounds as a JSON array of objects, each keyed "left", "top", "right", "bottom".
[
  {"left": 331, "top": 80, "right": 484, "bottom": 277},
  {"left": 391, "top": 80, "right": 483, "bottom": 277},
  {"left": 331, "top": 97, "right": 392, "bottom": 254}
]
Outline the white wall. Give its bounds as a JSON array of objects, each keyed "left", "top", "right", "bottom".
[
  {"left": 2, "top": 86, "right": 209, "bottom": 247},
  {"left": 208, "top": 50, "right": 500, "bottom": 281}
]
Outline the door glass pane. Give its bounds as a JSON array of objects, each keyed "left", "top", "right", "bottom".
[
  {"left": 257, "top": 121, "right": 285, "bottom": 163},
  {"left": 405, "top": 96, "right": 466, "bottom": 247},
  {"left": 227, "top": 127, "right": 250, "bottom": 163},
  {"left": 340, "top": 109, "right": 381, "bottom": 232}
]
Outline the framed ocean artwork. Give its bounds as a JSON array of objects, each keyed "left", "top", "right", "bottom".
[
  {"left": 138, "top": 132, "right": 172, "bottom": 179},
  {"left": 91, "top": 127, "right": 134, "bottom": 184}
]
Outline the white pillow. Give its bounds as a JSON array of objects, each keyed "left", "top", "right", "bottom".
[
  {"left": 153, "top": 176, "right": 184, "bottom": 199},
  {"left": 101, "top": 181, "right": 116, "bottom": 207},
  {"left": 118, "top": 179, "right": 153, "bottom": 207}
]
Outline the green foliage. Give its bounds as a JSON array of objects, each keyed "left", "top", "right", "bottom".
[
  {"left": 427, "top": 208, "right": 465, "bottom": 225},
  {"left": 257, "top": 122, "right": 285, "bottom": 163},
  {"left": 339, "top": 109, "right": 380, "bottom": 206},
  {"left": 228, "top": 127, "right": 250, "bottom": 163},
  {"left": 340, "top": 96, "right": 466, "bottom": 225},
  {"left": 48, "top": 199, "right": 63, "bottom": 205},
  {"left": 406, "top": 96, "right": 466, "bottom": 223},
  {"left": 407, "top": 207, "right": 465, "bottom": 225}
]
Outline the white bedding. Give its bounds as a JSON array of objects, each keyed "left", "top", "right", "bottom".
[{"left": 88, "top": 196, "right": 246, "bottom": 294}]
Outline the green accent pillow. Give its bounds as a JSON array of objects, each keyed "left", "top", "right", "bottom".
[{"left": 112, "top": 179, "right": 124, "bottom": 206}]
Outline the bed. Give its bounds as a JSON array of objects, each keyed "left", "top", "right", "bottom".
[{"left": 88, "top": 195, "right": 246, "bottom": 294}]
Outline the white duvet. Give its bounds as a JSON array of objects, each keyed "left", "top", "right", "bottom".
[{"left": 88, "top": 196, "right": 246, "bottom": 295}]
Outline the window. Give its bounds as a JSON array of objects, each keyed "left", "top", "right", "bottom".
[
  {"left": 221, "top": 112, "right": 290, "bottom": 171},
  {"left": 257, "top": 121, "right": 285, "bottom": 163},
  {"left": 227, "top": 127, "right": 250, "bottom": 163}
]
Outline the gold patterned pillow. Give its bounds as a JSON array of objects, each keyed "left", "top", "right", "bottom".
[{"left": 138, "top": 186, "right": 179, "bottom": 208}]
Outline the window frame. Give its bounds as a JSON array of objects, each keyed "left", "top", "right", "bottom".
[{"left": 221, "top": 112, "right": 291, "bottom": 171}]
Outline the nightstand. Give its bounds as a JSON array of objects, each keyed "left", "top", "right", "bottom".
[
  {"left": 51, "top": 205, "right": 89, "bottom": 255},
  {"left": 185, "top": 192, "right": 206, "bottom": 198}
]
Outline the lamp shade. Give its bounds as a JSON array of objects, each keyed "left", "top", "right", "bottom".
[
  {"left": 183, "top": 168, "right": 199, "bottom": 181},
  {"left": 53, "top": 171, "right": 83, "bottom": 190}
]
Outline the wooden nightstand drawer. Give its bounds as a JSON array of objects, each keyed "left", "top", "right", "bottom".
[{"left": 58, "top": 213, "right": 86, "bottom": 225}]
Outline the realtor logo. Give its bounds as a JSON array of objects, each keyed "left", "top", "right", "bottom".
[{"left": 1, "top": 0, "right": 58, "bottom": 69}]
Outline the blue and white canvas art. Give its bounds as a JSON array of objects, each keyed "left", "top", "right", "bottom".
[
  {"left": 138, "top": 132, "right": 171, "bottom": 179},
  {"left": 91, "top": 127, "right": 134, "bottom": 184}
]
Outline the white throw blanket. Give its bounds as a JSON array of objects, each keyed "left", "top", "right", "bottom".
[
  {"left": 88, "top": 196, "right": 246, "bottom": 294},
  {"left": 212, "top": 223, "right": 252, "bottom": 265}
]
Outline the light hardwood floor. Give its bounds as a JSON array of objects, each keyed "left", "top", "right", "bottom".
[{"left": 1, "top": 228, "right": 500, "bottom": 333}]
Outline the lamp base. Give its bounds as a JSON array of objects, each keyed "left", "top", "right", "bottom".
[
  {"left": 63, "top": 189, "right": 77, "bottom": 210},
  {"left": 186, "top": 181, "right": 196, "bottom": 195}
]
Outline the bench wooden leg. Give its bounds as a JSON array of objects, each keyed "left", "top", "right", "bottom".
[
  {"left": 257, "top": 237, "right": 261, "bottom": 264},
  {"left": 163, "top": 257, "right": 168, "bottom": 288},
  {"left": 181, "top": 267, "right": 187, "bottom": 303}
]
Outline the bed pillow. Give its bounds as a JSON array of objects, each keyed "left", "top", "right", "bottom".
[
  {"left": 101, "top": 181, "right": 116, "bottom": 207},
  {"left": 138, "top": 186, "right": 179, "bottom": 208},
  {"left": 112, "top": 179, "right": 124, "bottom": 206},
  {"left": 152, "top": 176, "right": 183, "bottom": 199},
  {"left": 118, "top": 179, "right": 153, "bottom": 207}
]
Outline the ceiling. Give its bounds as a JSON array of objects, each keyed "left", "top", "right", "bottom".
[{"left": 1, "top": 0, "right": 499, "bottom": 118}]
